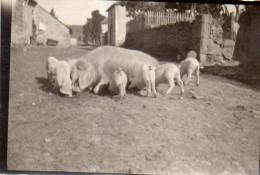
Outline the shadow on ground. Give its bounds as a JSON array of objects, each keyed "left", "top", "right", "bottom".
[{"left": 201, "top": 65, "right": 260, "bottom": 90}]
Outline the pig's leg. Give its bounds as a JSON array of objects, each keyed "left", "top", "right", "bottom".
[
  {"left": 196, "top": 66, "right": 200, "bottom": 86},
  {"left": 184, "top": 70, "right": 192, "bottom": 86},
  {"left": 146, "top": 81, "right": 152, "bottom": 97},
  {"left": 119, "top": 84, "right": 125, "bottom": 98},
  {"left": 151, "top": 80, "right": 157, "bottom": 97},
  {"left": 123, "top": 83, "right": 127, "bottom": 96},
  {"left": 165, "top": 73, "right": 175, "bottom": 95},
  {"left": 176, "top": 76, "right": 184, "bottom": 95},
  {"left": 93, "top": 76, "right": 109, "bottom": 94}
]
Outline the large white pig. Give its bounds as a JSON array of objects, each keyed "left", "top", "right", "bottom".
[
  {"left": 80, "top": 46, "right": 159, "bottom": 94},
  {"left": 155, "top": 63, "right": 184, "bottom": 95},
  {"left": 179, "top": 57, "right": 200, "bottom": 86}
]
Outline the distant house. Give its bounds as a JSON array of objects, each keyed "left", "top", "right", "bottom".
[
  {"left": 68, "top": 25, "right": 84, "bottom": 46},
  {"left": 106, "top": 3, "right": 131, "bottom": 46},
  {"left": 100, "top": 17, "right": 108, "bottom": 45},
  {"left": 11, "top": 0, "right": 71, "bottom": 48}
]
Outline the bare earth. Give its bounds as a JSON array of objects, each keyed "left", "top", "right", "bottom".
[{"left": 7, "top": 47, "right": 260, "bottom": 175}]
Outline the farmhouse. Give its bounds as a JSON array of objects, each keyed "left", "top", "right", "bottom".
[
  {"left": 11, "top": 0, "right": 71, "bottom": 48},
  {"left": 106, "top": 3, "right": 131, "bottom": 46}
]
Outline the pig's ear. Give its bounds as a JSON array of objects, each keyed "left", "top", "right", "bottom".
[
  {"left": 60, "top": 78, "right": 72, "bottom": 96},
  {"left": 78, "top": 71, "right": 90, "bottom": 91}
]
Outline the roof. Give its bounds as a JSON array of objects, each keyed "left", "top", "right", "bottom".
[
  {"left": 101, "top": 17, "right": 108, "bottom": 24},
  {"left": 106, "top": 2, "right": 122, "bottom": 12},
  {"left": 35, "top": 4, "right": 70, "bottom": 30}
]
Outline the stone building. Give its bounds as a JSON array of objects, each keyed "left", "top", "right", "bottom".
[
  {"left": 100, "top": 17, "right": 108, "bottom": 45},
  {"left": 106, "top": 2, "right": 130, "bottom": 46},
  {"left": 11, "top": 0, "right": 71, "bottom": 48}
]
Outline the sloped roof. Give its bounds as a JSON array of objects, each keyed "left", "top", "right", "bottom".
[
  {"left": 106, "top": 2, "right": 122, "bottom": 12},
  {"left": 32, "top": 0, "right": 70, "bottom": 30}
]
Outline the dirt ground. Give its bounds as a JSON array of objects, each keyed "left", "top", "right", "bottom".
[{"left": 7, "top": 47, "right": 260, "bottom": 175}]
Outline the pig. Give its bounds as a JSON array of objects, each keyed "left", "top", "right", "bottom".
[
  {"left": 186, "top": 50, "right": 197, "bottom": 59},
  {"left": 130, "top": 64, "right": 157, "bottom": 97},
  {"left": 46, "top": 56, "right": 59, "bottom": 84},
  {"left": 55, "top": 61, "right": 72, "bottom": 97},
  {"left": 155, "top": 63, "right": 184, "bottom": 95},
  {"left": 179, "top": 57, "right": 200, "bottom": 86},
  {"left": 80, "top": 46, "right": 159, "bottom": 94},
  {"left": 108, "top": 68, "right": 127, "bottom": 99},
  {"left": 70, "top": 59, "right": 98, "bottom": 93}
]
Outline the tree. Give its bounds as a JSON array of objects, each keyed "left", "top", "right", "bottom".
[
  {"left": 50, "top": 8, "right": 58, "bottom": 19},
  {"left": 122, "top": 2, "right": 228, "bottom": 19},
  {"left": 83, "top": 10, "right": 105, "bottom": 45},
  {"left": 165, "top": 2, "right": 227, "bottom": 18},
  {"left": 121, "top": 1, "right": 166, "bottom": 19}
]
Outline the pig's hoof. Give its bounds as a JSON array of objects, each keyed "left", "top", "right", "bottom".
[{"left": 93, "top": 88, "right": 99, "bottom": 94}]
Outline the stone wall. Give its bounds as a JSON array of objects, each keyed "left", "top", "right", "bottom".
[
  {"left": 197, "top": 15, "right": 235, "bottom": 63},
  {"left": 123, "top": 14, "right": 235, "bottom": 63}
]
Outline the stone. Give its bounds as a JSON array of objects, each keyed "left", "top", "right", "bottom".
[
  {"left": 215, "top": 38, "right": 223, "bottom": 45},
  {"left": 223, "top": 39, "right": 235, "bottom": 48},
  {"left": 32, "top": 102, "right": 36, "bottom": 106},
  {"left": 252, "top": 110, "right": 260, "bottom": 119},
  {"left": 44, "top": 137, "right": 52, "bottom": 143},
  {"left": 208, "top": 43, "right": 222, "bottom": 55},
  {"left": 223, "top": 48, "right": 234, "bottom": 60},
  {"left": 212, "top": 32, "right": 223, "bottom": 38},
  {"left": 199, "top": 54, "right": 207, "bottom": 63},
  {"left": 212, "top": 27, "right": 223, "bottom": 34},
  {"left": 215, "top": 55, "right": 225, "bottom": 63},
  {"left": 192, "top": 94, "right": 204, "bottom": 100}
]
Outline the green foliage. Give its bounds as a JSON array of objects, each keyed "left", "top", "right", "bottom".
[{"left": 83, "top": 10, "right": 105, "bottom": 44}]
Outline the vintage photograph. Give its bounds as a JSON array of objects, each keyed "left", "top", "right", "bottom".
[{"left": 7, "top": 0, "right": 260, "bottom": 174}]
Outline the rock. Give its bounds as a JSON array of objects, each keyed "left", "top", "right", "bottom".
[
  {"left": 215, "top": 55, "right": 225, "bottom": 63},
  {"left": 223, "top": 48, "right": 234, "bottom": 60},
  {"left": 32, "top": 102, "right": 36, "bottom": 106},
  {"left": 223, "top": 39, "right": 235, "bottom": 48},
  {"left": 215, "top": 38, "right": 223, "bottom": 45},
  {"left": 192, "top": 95, "right": 204, "bottom": 100},
  {"left": 44, "top": 137, "right": 52, "bottom": 143},
  {"left": 143, "top": 105, "right": 147, "bottom": 108},
  {"left": 145, "top": 155, "right": 156, "bottom": 161},
  {"left": 236, "top": 105, "right": 246, "bottom": 111},
  {"left": 212, "top": 27, "right": 223, "bottom": 34},
  {"left": 208, "top": 41, "right": 222, "bottom": 55},
  {"left": 252, "top": 110, "right": 260, "bottom": 118}
]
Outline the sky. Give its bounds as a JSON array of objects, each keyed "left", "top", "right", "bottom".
[
  {"left": 35, "top": 0, "right": 116, "bottom": 26},
  {"left": 34, "top": 0, "right": 243, "bottom": 26}
]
